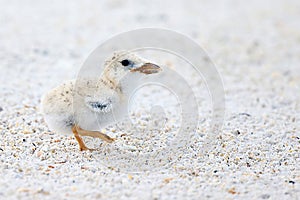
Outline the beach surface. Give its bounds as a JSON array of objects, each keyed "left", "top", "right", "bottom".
[{"left": 0, "top": 0, "right": 299, "bottom": 199}]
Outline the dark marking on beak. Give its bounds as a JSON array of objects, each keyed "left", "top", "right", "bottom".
[{"left": 131, "top": 63, "right": 161, "bottom": 74}]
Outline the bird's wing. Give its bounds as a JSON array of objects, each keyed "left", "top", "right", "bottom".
[{"left": 84, "top": 90, "right": 118, "bottom": 113}]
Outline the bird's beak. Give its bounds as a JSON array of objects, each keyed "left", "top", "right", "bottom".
[{"left": 131, "top": 63, "right": 161, "bottom": 74}]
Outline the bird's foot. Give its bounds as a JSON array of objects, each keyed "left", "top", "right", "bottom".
[
  {"left": 103, "top": 135, "right": 116, "bottom": 143},
  {"left": 80, "top": 146, "right": 95, "bottom": 151},
  {"left": 76, "top": 127, "right": 116, "bottom": 143},
  {"left": 72, "top": 125, "right": 116, "bottom": 151},
  {"left": 72, "top": 125, "right": 94, "bottom": 151}
]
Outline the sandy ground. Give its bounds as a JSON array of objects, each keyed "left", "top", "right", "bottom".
[{"left": 0, "top": 0, "right": 300, "bottom": 199}]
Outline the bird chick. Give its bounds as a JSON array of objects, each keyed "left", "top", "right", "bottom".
[{"left": 41, "top": 51, "right": 161, "bottom": 151}]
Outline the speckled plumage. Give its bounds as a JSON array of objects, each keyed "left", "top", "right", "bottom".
[{"left": 41, "top": 51, "right": 161, "bottom": 150}]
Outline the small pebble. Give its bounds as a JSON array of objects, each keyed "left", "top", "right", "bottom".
[{"left": 261, "top": 194, "right": 270, "bottom": 199}]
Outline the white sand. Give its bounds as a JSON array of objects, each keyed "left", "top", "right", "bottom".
[{"left": 0, "top": 0, "right": 299, "bottom": 199}]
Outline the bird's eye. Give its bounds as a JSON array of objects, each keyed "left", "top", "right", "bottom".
[{"left": 121, "top": 59, "right": 130, "bottom": 66}]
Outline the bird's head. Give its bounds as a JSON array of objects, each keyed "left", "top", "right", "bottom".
[{"left": 102, "top": 51, "right": 162, "bottom": 89}]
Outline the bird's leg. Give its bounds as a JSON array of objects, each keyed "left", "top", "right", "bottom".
[
  {"left": 71, "top": 125, "right": 93, "bottom": 151},
  {"left": 76, "top": 126, "right": 116, "bottom": 143}
]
